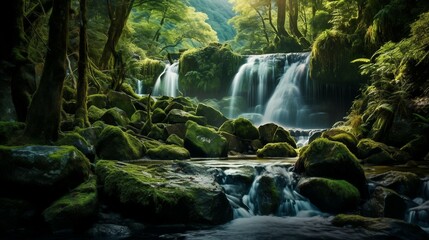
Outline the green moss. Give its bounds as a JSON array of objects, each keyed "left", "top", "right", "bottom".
[
  {"left": 0, "top": 121, "right": 25, "bottom": 145},
  {"left": 152, "top": 108, "right": 167, "bottom": 123},
  {"left": 87, "top": 94, "right": 107, "bottom": 109},
  {"left": 166, "top": 109, "right": 207, "bottom": 126},
  {"left": 272, "top": 127, "right": 297, "bottom": 148},
  {"left": 166, "top": 134, "right": 184, "bottom": 147},
  {"left": 233, "top": 118, "right": 259, "bottom": 140},
  {"left": 184, "top": 120, "right": 228, "bottom": 158},
  {"left": 88, "top": 105, "right": 107, "bottom": 123},
  {"left": 100, "top": 107, "right": 130, "bottom": 127},
  {"left": 140, "top": 58, "right": 166, "bottom": 86},
  {"left": 62, "top": 85, "right": 76, "bottom": 101},
  {"left": 195, "top": 103, "right": 227, "bottom": 127},
  {"left": 146, "top": 144, "right": 190, "bottom": 160},
  {"left": 219, "top": 120, "right": 234, "bottom": 134},
  {"left": 256, "top": 142, "right": 297, "bottom": 158},
  {"left": 107, "top": 91, "right": 137, "bottom": 118},
  {"left": 322, "top": 128, "right": 358, "bottom": 153}
]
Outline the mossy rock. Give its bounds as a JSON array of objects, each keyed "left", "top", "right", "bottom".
[
  {"left": 220, "top": 131, "right": 245, "bottom": 153},
  {"left": 166, "top": 109, "right": 207, "bottom": 126},
  {"left": 172, "top": 96, "right": 197, "bottom": 110},
  {"left": 88, "top": 105, "right": 107, "bottom": 123},
  {"left": 62, "top": 85, "right": 76, "bottom": 101},
  {"left": 95, "top": 160, "right": 232, "bottom": 224},
  {"left": 272, "top": 127, "right": 297, "bottom": 148},
  {"left": 258, "top": 123, "right": 296, "bottom": 148},
  {"left": 400, "top": 135, "right": 429, "bottom": 160},
  {"left": 56, "top": 132, "right": 95, "bottom": 161},
  {"left": 164, "top": 102, "right": 185, "bottom": 114},
  {"left": 42, "top": 176, "right": 97, "bottom": 231},
  {"left": 107, "top": 91, "right": 136, "bottom": 118},
  {"left": 147, "top": 124, "right": 167, "bottom": 141},
  {"left": 100, "top": 107, "right": 130, "bottom": 127},
  {"left": 184, "top": 120, "right": 228, "bottom": 158},
  {"left": 369, "top": 171, "right": 421, "bottom": 198},
  {"left": 165, "top": 123, "right": 187, "bottom": 139},
  {"left": 153, "top": 98, "right": 171, "bottom": 110},
  {"left": 75, "top": 126, "right": 103, "bottom": 146},
  {"left": 248, "top": 175, "right": 280, "bottom": 215},
  {"left": 87, "top": 94, "right": 107, "bottom": 109},
  {"left": 0, "top": 145, "right": 91, "bottom": 200},
  {"left": 331, "top": 214, "right": 429, "bottom": 239},
  {"left": 219, "top": 119, "right": 234, "bottom": 134},
  {"left": 96, "top": 125, "right": 145, "bottom": 161},
  {"left": 232, "top": 118, "right": 259, "bottom": 140},
  {"left": 361, "top": 186, "right": 408, "bottom": 219},
  {"left": 297, "top": 177, "right": 360, "bottom": 213},
  {"left": 357, "top": 138, "right": 410, "bottom": 165},
  {"left": 195, "top": 103, "right": 228, "bottom": 128},
  {"left": 152, "top": 108, "right": 167, "bottom": 123},
  {"left": 295, "top": 138, "right": 367, "bottom": 197},
  {"left": 0, "top": 121, "right": 25, "bottom": 145},
  {"left": 256, "top": 142, "right": 297, "bottom": 158},
  {"left": 146, "top": 144, "right": 190, "bottom": 160},
  {"left": 322, "top": 128, "right": 358, "bottom": 154},
  {"left": 166, "top": 134, "right": 184, "bottom": 147}
]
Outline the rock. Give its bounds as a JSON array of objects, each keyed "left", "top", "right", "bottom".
[
  {"left": 408, "top": 201, "right": 429, "bottom": 228},
  {"left": 219, "top": 119, "right": 234, "bottom": 134},
  {"left": 369, "top": 171, "right": 421, "bottom": 198},
  {"left": 147, "top": 124, "right": 167, "bottom": 141},
  {"left": 42, "top": 176, "right": 98, "bottom": 231},
  {"left": 322, "top": 128, "right": 358, "bottom": 154},
  {"left": 153, "top": 98, "right": 170, "bottom": 110},
  {"left": 357, "top": 138, "right": 411, "bottom": 165},
  {"left": 331, "top": 214, "right": 429, "bottom": 240},
  {"left": 166, "top": 109, "right": 207, "bottom": 126},
  {"left": 164, "top": 101, "right": 185, "bottom": 114},
  {"left": 100, "top": 107, "right": 130, "bottom": 127},
  {"left": 130, "top": 110, "right": 148, "bottom": 126},
  {"left": 165, "top": 123, "right": 187, "bottom": 139},
  {"left": 95, "top": 160, "right": 233, "bottom": 224},
  {"left": 184, "top": 120, "right": 228, "bottom": 158},
  {"left": 0, "top": 121, "right": 25, "bottom": 144},
  {"left": 146, "top": 144, "right": 190, "bottom": 160},
  {"left": 258, "top": 123, "right": 296, "bottom": 148},
  {"left": 400, "top": 135, "right": 429, "bottom": 160},
  {"left": 151, "top": 108, "right": 166, "bottom": 123},
  {"left": 0, "top": 145, "right": 91, "bottom": 199},
  {"left": 297, "top": 177, "right": 360, "bottom": 213},
  {"left": 220, "top": 131, "right": 245, "bottom": 153},
  {"left": 248, "top": 175, "right": 280, "bottom": 215},
  {"left": 107, "top": 91, "right": 136, "bottom": 118},
  {"left": 56, "top": 132, "right": 95, "bottom": 161},
  {"left": 75, "top": 126, "right": 103, "bottom": 146},
  {"left": 87, "top": 94, "right": 107, "bottom": 109},
  {"left": 0, "top": 198, "right": 37, "bottom": 232},
  {"left": 195, "top": 103, "right": 228, "bottom": 127},
  {"left": 88, "top": 105, "right": 106, "bottom": 123},
  {"left": 232, "top": 118, "right": 259, "bottom": 140},
  {"left": 295, "top": 138, "right": 367, "bottom": 197},
  {"left": 166, "top": 134, "right": 184, "bottom": 147},
  {"left": 172, "top": 96, "right": 197, "bottom": 110},
  {"left": 256, "top": 142, "right": 297, "bottom": 158},
  {"left": 96, "top": 125, "right": 145, "bottom": 161},
  {"left": 361, "top": 186, "right": 408, "bottom": 219}
]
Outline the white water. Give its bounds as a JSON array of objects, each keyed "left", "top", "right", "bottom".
[
  {"left": 407, "top": 178, "right": 429, "bottom": 230},
  {"left": 153, "top": 62, "right": 179, "bottom": 97},
  {"left": 136, "top": 79, "right": 143, "bottom": 95}
]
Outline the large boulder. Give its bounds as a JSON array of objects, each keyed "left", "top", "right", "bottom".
[
  {"left": 0, "top": 145, "right": 91, "bottom": 199},
  {"left": 246, "top": 175, "right": 280, "bottom": 215},
  {"left": 42, "top": 177, "right": 98, "bottom": 231},
  {"left": 258, "top": 123, "right": 296, "bottom": 148},
  {"left": 232, "top": 118, "right": 259, "bottom": 140},
  {"left": 322, "top": 128, "right": 358, "bottom": 154},
  {"left": 100, "top": 107, "right": 130, "bottom": 127},
  {"left": 361, "top": 186, "right": 408, "bottom": 219},
  {"left": 95, "top": 160, "right": 233, "bottom": 224},
  {"left": 166, "top": 134, "right": 184, "bottom": 147},
  {"left": 256, "top": 142, "right": 297, "bottom": 158},
  {"left": 195, "top": 103, "right": 228, "bottom": 127},
  {"left": 88, "top": 105, "right": 107, "bottom": 123},
  {"left": 297, "top": 177, "right": 360, "bottom": 213},
  {"left": 146, "top": 144, "right": 190, "bottom": 160},
  {"left": 369, "top": 171, "right": 421, "bottom": 198},
  {"left": 400, "top": 135, "right": 429, "bottom": 160},
  {"left": 96, "top": 125, "right": 145, "bottom": 161},
  {"left": 357, "top": 138, "right": 410, "bottom": 165},
  {"left": 56, "top": 132, "right": 95, "bottom": 161},
  {"left": 166, "top": 109, "right": 207, "bottom": 126},
  {"left": 87, "top": 94, "right": 107, "bottom": 109},
  {"left": 184, "top": 120, "right": 228, "bottom": 158},
  {"left": 107, "top": 91, "right": 136, "bottom": 118},
  {"left": 295, "top": 138, "right": 367, "bottom": 197}
]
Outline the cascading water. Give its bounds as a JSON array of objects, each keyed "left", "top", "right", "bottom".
[
  {"left": 136, "top": 79, "right": 143, "bottom": 95},
  {"left": 407, "top": 178, "right": 429, "bottom": 231},
  {"left": 153, "top": 62, "right": 179, "bottom": 97}
]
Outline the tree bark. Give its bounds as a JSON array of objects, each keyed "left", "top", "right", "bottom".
[
  {"left": 98, "top": 0, "right": 134, "bottom": 70},
  {"left": 276, "top": 0, "right": 289, "bottom": 37},
  {"left": 75, "top": 0, "right": 90, "bottom": 127},
  {"left": 25, "top": 0, "right": 70, "bottom": 142},
  {"left": 288, "top": 0, "right": 310, "bottom": 47}
]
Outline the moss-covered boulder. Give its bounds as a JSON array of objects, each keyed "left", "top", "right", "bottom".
[
  {"left": 96, "top": 125, "right": 145, "bottom": 161},
  {"left": 322, "top": 128, "right": 358, "bottom": 154},
  {"left": 361, "top": 186, "right": 408, "bottom": 219},
  {"left": 75, "top": 126, "right": 103, "bottom": 146},
  {"left": 0, "top": 145, "right": 91, "bottom": 199},
  {"left": 184, "top": 120, "right": 228, "bottom": 158},
  {"left": 62, "top": 85, "right": 76, "bottom": 101},
  {"left": 107, "top": 91, "right": 136, "bottom": 118},
  {"left": 258, "top": 123, "right": 296, "bottom": 148},
  {"left": 165, "top": 123, "right": 187, "bottom": 139},
  {"left": 130, "top": 110, "right": 148, "bottom": 126},
  {"left": 42, "top": 176, "right": 97, "bottom": 231},
  {"left": 152, "top": 108, "right": 167, "bottom": 123},
  {"left": 147, "top": 123, "right": 168, "bottom": 141},
  {"left": 88, "top": 105, "right": 107, "bottom": 123},
  {"left": 297, "top": 177, "right": 360, "bottom": 213},
  {"left": 166, "top": 134, "right": 184, "bottom": 147},
  {"left": 166, "top": 109, "right": 207, "bottom": 126},
  {"left": 295, "top": 138, "right": 367, "bottom": 197},
  {"left": 256, "top": 142, "right": 297, "bottom": 158},
  {"left": 369, "top": 171, "right": 421, "bottom": 198},
  {"left": 100, "top": 107, "right": 130, "bottom": 127},
  {"left": 56, "top": 132, "right": 95, "bottom": 161},
  {"left": 219, "top": 119, "right": 234, "bottom": 134},
  {"left": 232, "top": 118, "right": 259, "bottom": 140},
  {"left": 220, "top": 131, "right": 245, "bottom": 153},
  {"left": 0, "top": 121, "right": 25, "bottom": 144},
  {"left": 195, "top": 103, "right": 228, "bottom": 127},
  {"left": 248, "top": 175, "right": 280, "bottom": 215},
  {"left": 357, "top": 138, "right": 411, "bottom": 165},
  {"left": 331, "top": 214, "right": 429, "bottom": 239},
  {"left": 146, "top": 144, "right": 190, "bottom": 160},
  {"left": 95, "top": 160, "right": 232, "bottom": 224},
  {"left": 172, "top": 96, "right": 197, "bottom": 110},
  {"left": 400, "top": 135, "right": 429, "bottom": 160},
  {"left": 87, "top": 94, "right": 107, "bottom": 109}
]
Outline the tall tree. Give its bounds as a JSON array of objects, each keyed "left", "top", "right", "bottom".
[
  {"left": 25, "top": 0, "right": 70, "bottom": 142},
  {"left": 75, "top": 0, "right": 90, "bottom": 127},
  {"left": 98, "top": 0, "right": 134, "bottom": 70},
  {"left": 277, "top": 0, "right": 289, "bottom": 37},
  {"left": 288, "top": 0, "right": 310, "bottom": 46}
]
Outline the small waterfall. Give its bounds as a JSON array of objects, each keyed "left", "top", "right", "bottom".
[
  {"left": 215, "top": 163, "right": 322, "bottom": 219},
  {"left": 407, "top": 178, "right": 429, "bottom": 230},
  {"left": 153, "top": 62, "right": 179, "bottom": 97},
  {"left": 136, "top": 79, "right": 143, "bottom": 95}
]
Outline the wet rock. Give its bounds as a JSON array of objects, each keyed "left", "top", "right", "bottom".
[
  {"left": 165, "top": 123, "right": 187, "bottom": 139},
  {"left": 297, "top": 177, "right": 360, "bottom": 213},
  {"left": 357, "top": 138, "right": 411, "bottom": 165},
  {"left": 95, "top": 160, "right": 232, "bottom": 224},
  {"left": 258, "top": 123, "right": 296, "bottom": 148},
  {"left": 184, "top": 120, "right": 228, "bottom": 158},
  {"left": 408, "top": 200, "right": 429, "bottom": 228},
  {"left": 166, "top": 134, "right": 184, "bottom": 147},
  {"left": 247, "top": 175, "right": 280, "bottom": 215},
  {"left": 146, "top": 144, "right": 190, "bottom": 160},
  {"left": 107, "top": 91, "right": 136, "bottom": 118},
  {"left": 256, "top": 142, "right": 297, "bottom": 158},
  {"left": 322, "top": 128, "right": 358, "bottom": 154},
  {"left": 232, "top": 118, "right": 259, "bottom": 141},
  {"left": 151, "top": 108, "right": 166, "bottom": 123},
  {"left": 369, "top": 171, "right": 421, "bottom": 198},
  {"left": 166, "top": 109, "right": 207, "bottom": 125},
  {"left": 400, "top": 135, "right": 429, "bottom": 160},
  {"left": 56, "top": 132, "right": 95, "bottom": 161},
  {"left": 361, "top": 186, "right": 408, "bottom": 219},
  {"left": 195, "top": 103, "right": 228, "bottom": 127},
  {"left": 220, "top": 131, "right": 245, "bottom": 153}
]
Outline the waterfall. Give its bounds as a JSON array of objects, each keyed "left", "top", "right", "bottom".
[
  {"left": 153, "top": 62, "right": 179, "bottom": 97},
  {"left": 136, "top": 79, "right": 143, "bottom": 95},
  {"left": 407, "top": 178, "right": 429, "bottom": 230},
  {"left": 215, "top": 163, "right": 322, "bottom": 219}
]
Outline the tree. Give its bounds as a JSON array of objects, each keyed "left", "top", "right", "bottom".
[{"left": 25, "top": 0, "right": 70, "bottom": 142}]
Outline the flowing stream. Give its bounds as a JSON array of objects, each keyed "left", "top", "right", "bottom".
[{"left": 153, "top": 62, "right": 179, "bottom": 97}]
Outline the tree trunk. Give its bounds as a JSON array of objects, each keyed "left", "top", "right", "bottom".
[
  {"left": 277, "top": 0, "right": 289, "bottom": 37},
  {"left": 75, "top": 0, "right": 90, "bottom": 127},
  {"left": 98, "top": 0, "right": 134, "bottom": 70},
  {"left": 288, "top": 0, "right": 310, "bottom": 47},
  {"left": 25, "top": 0, "right": 70, "bottom": 142}
]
